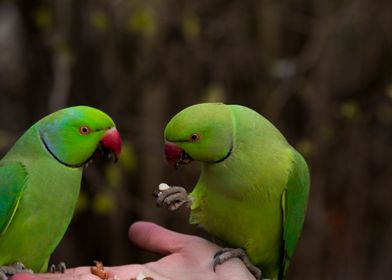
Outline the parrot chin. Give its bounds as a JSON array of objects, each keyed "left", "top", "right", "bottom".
[
  {"left": 164, "top": 141, "right": 193, "bottom": 168},
  {"left": 88, "top": 127, "right": 122, "bottom": 165},
  {"left": 90, "top": 142, "right": 118, "bottom": 163}
]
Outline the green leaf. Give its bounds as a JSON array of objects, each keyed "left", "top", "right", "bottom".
[
  {"left": 183, "top": 14, "right": 200, "bottom": 42},
  {"left": 126, "top": 8, "right": 156, "bottom": 37},
  {"left": 105, "top": 165, "right": 122, "bottom": 189},
  {"left": 75, "top": 191, "right": 89, "bottom": 214},
  {"left": 119, "top": 142, "right": 137, "bottom": 171},
  {"left": 90, "top": 10, "right": 109, "bottom": 31},
  {"left": 92, "top": 192, "right": 115, "bottom": 216},
  {"left": 340, "top": 101, "right": 361, "bottom": 121},
  {"left": 34, "top": 7, "right": 52, "bottom": 30},
  {"left": 202, "top": 83, "right": 226, "bottom": 103},
  {"left": 296, "top": 139, "right": 313, "bottom": 156}
]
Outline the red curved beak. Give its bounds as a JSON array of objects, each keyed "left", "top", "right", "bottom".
[
  {"left": 164, "top": 141, "right": 193, "bottom": 168},
  {"left": 101, "top": 127, "right": 122, "bottom": 161}
]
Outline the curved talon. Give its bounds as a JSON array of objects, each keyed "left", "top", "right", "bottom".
[
  {"left": 152, "top": 191, "right": 161, "bottom": 198},
  {"left": 155, "top": 186, "right": 191, "bottom": 211},
  {"left": 0, "top": 262, "right": 33, "bottom": 280},
  {"left": 213, "top": 248, "right": 262, "bottom": 280},
  {"left": 49, "top": 264, "right": 55, "bottom": 273},
  {"left": 49, "top": 262, "right": 66, "bottom": 274},
  {"left": 58, "top": 262, "right": 66, "bottom": 273}
]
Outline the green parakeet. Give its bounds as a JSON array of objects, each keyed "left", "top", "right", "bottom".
[
  {"left": 0, "top": 106, "right": 121, "bottom": 277},
  {"left": 156, "top": 103, "right": 310, "bottom": 280}
]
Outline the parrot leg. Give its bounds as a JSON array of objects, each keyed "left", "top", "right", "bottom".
[
  {"left": 0, "top": 262, "right": 34, "bottom": 280},
  {"left": 153, "top": 186, "right": 192, "bottom": 211},
  {"left": 213, "top": 248, "right": 262, "bottom": 280},
  {"left": 49, "top": 262, "right": 66, "bottom": 273}
]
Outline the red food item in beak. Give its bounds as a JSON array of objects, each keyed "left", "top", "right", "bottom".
[{"left": 101, "top": 127, "right": 122, "bottom": 161}]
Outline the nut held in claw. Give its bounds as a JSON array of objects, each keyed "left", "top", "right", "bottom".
[{"left": 159, "top": 183, "right": 171, "bottom": 191}]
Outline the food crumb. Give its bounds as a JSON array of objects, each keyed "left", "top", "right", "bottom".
[
  {"left": 91, "top": 261, "right": 108, "bottom": 279},
  {"left": 129, "top": 272, "right": 154, "bottom": 280}
]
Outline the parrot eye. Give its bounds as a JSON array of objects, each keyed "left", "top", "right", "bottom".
[
  {"left": 79, "top": 126, "right": 91, "bottom": 135},
  {"left": 190, "top": 133, "right": 200, "bottom": 142}
]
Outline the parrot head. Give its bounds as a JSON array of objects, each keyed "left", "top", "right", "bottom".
[
  {"left": 38, "top": 106, "right": 122, "bottom": 168},
  {"left": 164, "top": 103, "right": 233, "bottom": 167}
]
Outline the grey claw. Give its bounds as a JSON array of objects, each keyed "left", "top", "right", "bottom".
[
  {"left": 0, "top": 262, "right": 33, "bottom": 280},
  {"left": 155, "top": 186, "right": 191, "bottom": 211},
  {"left": 0, "top": 271, "right": 7, "bottom": 280},
  {"left": 213, "top": 248, "right": 262, "bottom": 280},
  {"left": 49, "top": 262, "right": 66, "bottom": 274},
  {"left": 49, "top": 264, "right": 56, "bottom": 273},
  {"left": 58, "top": 262, "right": 66, "bottom": 273}
]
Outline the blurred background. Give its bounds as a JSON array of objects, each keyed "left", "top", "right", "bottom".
[{"left": 0, "top": 0, "right": 391, "bottom": 279}]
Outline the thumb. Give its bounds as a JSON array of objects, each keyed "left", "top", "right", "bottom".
[{"left": 129, "top": 221, "right": 190, "bottom": 255}]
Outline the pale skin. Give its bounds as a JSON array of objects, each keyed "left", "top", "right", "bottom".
[{"left": 10, "top": 222, "right": 254, "bottom": 280}]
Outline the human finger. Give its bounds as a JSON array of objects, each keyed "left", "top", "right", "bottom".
[{"left": 128, "top": 221, "right": 193, "bottom": 255}]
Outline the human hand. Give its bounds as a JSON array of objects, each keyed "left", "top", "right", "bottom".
[{"left": 11, "top": 221, "right": 254, "bottom": 280}]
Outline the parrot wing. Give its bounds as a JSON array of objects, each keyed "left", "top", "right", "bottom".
[
  {"left": 281, "top": 149, "right": 310, "bottom": 280},
  {"left": 0, "top": 162, "right": 28, "bottom": 236}
]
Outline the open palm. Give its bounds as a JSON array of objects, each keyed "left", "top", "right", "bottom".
[{"left": 11, "top": 222, "right": 254, "bottom": 280}]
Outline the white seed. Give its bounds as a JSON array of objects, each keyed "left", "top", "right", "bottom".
[
  {"left": 136, "top": 272, "right": 146, "bottom": 280},
  {"left": 158, "top": 183, "right": 171, "bottom": 191}
]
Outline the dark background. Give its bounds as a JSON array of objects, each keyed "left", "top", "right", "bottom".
[{"left": 0, "top": 0, "right": 391, "bottom": 279}]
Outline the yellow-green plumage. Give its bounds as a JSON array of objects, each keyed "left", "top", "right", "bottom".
[
  {"left": 164, "top": 103, "right": 310, "bottom": 279},
  {"left": 0, "top": 106, "right": 120, "bottom": 272}
]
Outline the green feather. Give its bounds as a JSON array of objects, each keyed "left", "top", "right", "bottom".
[
  {"left": 0, "top": 163, "right": 27, "bottom": 236},
  {"left": 281, "top": 150, "right": 310, "bottom": 280},
  {"left": 165, "top": 103, "right": 310, "bottom": 279},
  {"left": 0, "top": 106, "right": 117, "bottom": 272}
]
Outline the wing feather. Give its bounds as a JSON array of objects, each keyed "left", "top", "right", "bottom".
[
  {"left": 0, "top": 162, "right": 28, "bottom": 236},
  {"left": 281, "top": 150, "right": 310, "bottom": 279}
]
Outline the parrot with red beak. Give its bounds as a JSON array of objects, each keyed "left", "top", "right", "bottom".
[
  {"left": 156, "top": 103, "right": 310, "bottom": 280},
  {"left": 0, "top": 106, "right": 121, "bottom": 279}
]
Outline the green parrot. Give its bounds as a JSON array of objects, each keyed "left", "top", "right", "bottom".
[
  {"left": 0, "top": 106, "right": 121, "bottom": 278},
  {"left": 156, "top": 103, "right": 310, "bottom": 280}
]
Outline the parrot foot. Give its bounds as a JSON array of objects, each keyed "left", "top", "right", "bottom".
[
  {"left": 49, "top": 262, "right": 66, "bottom": 273},
  {"left": 0, "top": 262, "right": 34, "bottom": 280},
  {"left": 153, "top": 185, "right": 191, "bottom": 211},
  {"left": 213, "top": 248, "right": 262, "bottom": 280}
]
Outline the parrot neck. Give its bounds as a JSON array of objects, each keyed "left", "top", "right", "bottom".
[
  {"left": 213, "top": 146, "right": 233, "bottom": 163},
  {"left": 40, "top": 134, "right": 75, "bottom": 168},
  {"left": 39, "top": 133, "right": 86, "bottom": 169}
]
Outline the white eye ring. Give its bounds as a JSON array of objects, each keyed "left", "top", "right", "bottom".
[{"left": 79, "top": 126, "right": 90, "bottom": 135}]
